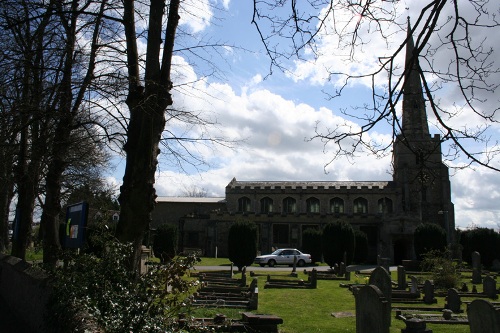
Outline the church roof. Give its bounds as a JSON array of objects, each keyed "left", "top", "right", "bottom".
[{"left": 227, "top": 178, "right": 393, "bottom": 190}]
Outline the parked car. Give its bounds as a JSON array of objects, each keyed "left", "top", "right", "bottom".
[{"left": 254, "top": 248, "right": 312, "bottom": 267}]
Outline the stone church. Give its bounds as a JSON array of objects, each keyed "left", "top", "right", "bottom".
[{"left": 151, "top": 26, "right": 455, "bottom": 264}]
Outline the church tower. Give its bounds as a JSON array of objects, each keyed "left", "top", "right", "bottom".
[{"left": 393, "top": 18, "right": 455, "bottom": 241}]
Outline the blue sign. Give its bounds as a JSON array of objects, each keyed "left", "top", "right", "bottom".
[{"left": 62, "top": 202, "right": 89, "bottom": 249}]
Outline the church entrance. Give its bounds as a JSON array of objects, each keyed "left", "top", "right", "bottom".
[{"left": 393, "top": 238, "right": 408, "bottom": 265}]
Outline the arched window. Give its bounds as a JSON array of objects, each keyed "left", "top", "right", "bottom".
[
  {"left": 330, "top": 197, "right": 344, "bottom": 213},
  {"left": 378, "top": 197, "right": 393, "bottom": 213},
  {"left": 353, "top": 197, "right": 368, "bottom": 214},
  {"left": 238, "top": 196, "right": 251, "bottom": 212},
  {"left": 260, "top": 197, "right": 274, "bottom": 213},
  {"left": 306, "top": 197, "right": 320, "bottom": 213},
  {"left": 282, "top": 197, "right": 296, "bottom": 213}
]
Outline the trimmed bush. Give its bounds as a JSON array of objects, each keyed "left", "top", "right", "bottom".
[
  {"left": 459, "top": 227, "right": 500, "bottom": 268},
  {"left": 421, "top": 249, "right": 462, "bottom": 290},
  {"left": 228, "top": 220, "right": 257, "bottom": 270},
  {"left": 153, "top": 224, "right": 178, "bottom": 263},
  {"left": 414, "top": 223, "right": 447, "bottom": 260},
  {"left": 321, "top": 221, "right": 355, "bottom": 268},
  {"left": 302, "top": 228, "right": 322, "bottom": 263},
  {"left": 353, "top": 229, "right": 368, "bottom": 264}
]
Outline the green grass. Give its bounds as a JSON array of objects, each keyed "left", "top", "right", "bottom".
[{"left": 189, "top": 269, "right": 472, "bottom": 333}]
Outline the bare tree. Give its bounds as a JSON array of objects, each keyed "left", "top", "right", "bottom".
[{"left": 252, "top": 0, "right": 500, "bottom": 171}]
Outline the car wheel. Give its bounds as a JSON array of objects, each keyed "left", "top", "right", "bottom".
[
  {"left": 259, "top": 264, "right": 265, "bottom": 267},
  {"left": 268, "top": 259, "right": 276, "bottom": 267},
  {"left": 297, "top": 259, "right": 305, "bottom": 267}
]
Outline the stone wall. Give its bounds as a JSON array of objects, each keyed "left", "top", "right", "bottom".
[{"left": 0, "top": 254, "right": 50, "bottom": 332}]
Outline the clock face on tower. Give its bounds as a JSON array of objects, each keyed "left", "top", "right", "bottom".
[{"left": 417, "top": 170, "right": 430, "bottom": 184}]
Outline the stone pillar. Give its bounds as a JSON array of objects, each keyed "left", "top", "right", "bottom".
[{"left": 471, "top": 251, "right": 482, "bottom": 284}]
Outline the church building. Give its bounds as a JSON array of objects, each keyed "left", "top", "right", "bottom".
[{"left": 151, "top": 24, "right": 455, "bottom": 264}]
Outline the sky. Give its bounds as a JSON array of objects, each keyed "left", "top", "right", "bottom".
[{"left": 108, "top": 0, "right": 500, "bottom": 230}]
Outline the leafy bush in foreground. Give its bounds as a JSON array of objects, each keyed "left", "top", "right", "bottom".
[
  {"left": 47, "top": 232, "right": 198, "bottom": 333},
  {"left": 421, "top": 249, "right": 462, "bottom": 290}
]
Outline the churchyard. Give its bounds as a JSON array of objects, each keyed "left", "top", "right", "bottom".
[{"left": 186, "top": 257, "right": 498, "bottom": 333}]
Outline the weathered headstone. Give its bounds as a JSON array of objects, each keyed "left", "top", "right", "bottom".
[
  {"left": 397, "top": 266, "right": 407, "bottom": 290},
  {"left": 409, "top": 275, "right": 419, "bottom": 294},
  {"left": 467, "top": 299, "right": 500, "bottom": 333},
  {"left": 445, "top": 288, "right": 461, "bottom": 313},
  {"left": 339, "top": 262, "right": 346, "bottom": 277},
  {"left": 423, "top": 280, "right": 436, "bottom": 304},
  {"left": 471, "top": 251, "right": 482, "bottom": 284},
  {"left": 241, "top": 266, "right": 247, "bottom": 286},
  {"left": 309, "top": 268, "right": 318, "bottom": 289},
  {"left": 333, "top": 263, "right": 339, "bottom": 275},
  {"left": 369, "top": 266, "right": 392, "bottom": 326},
  {"left": 355, "top": 285, "right": 390, "bottom": 333},
  {"left": 291, "top": 255, "right": 297, "bottom": 275},
  {"left": 483, "top": 275, "right": 497, "bottom": 299}
]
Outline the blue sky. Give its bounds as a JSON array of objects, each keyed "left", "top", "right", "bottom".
[{"left": 108, "top": 0, "right": 500, "bottom": 230}]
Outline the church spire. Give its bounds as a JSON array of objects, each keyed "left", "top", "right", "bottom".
[{"left": 402, "top": 17, "right": 429, "bottom": 139}]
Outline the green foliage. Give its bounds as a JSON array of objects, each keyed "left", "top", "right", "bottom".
[
  {"left": 414, "top": 223, "right": 447, "bottom": 260},
  {"left": 301, "top": 228, "right": 322, "bottom": 263},
  {"left": 153, "top": 224, "right": 178, "bottom": 263},
  {"left": 227, "top": 220, "right": 257, "bottom": 270},
  {"left": 321, "top": 221, "right": 355, "bottom": 267},
  {"left": 420, "top": 249, "right": 462, "bottom": 290},
  {"left": 353, "top": 229, "right": 368, "bottom": 264},
  {"left": 47, "top": 230, "right": 198, "bottom": 333},
  {"left": 459, "top": 227, "right": 500, "bottom": 268}
]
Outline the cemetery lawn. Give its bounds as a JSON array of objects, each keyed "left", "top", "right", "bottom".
[{"left": 190, "top": 269, "right": 472, "bottom": 333}]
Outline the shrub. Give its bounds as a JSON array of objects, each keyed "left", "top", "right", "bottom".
[
  {"left": 421, "top": 249, "right": 462, "bottom": 290},
  {"left": 353, "top": 229, "right": 368, "bottom": 264},
  {"left": 414, "top": 223, "right": 447, "bottom": 260},
  {"left": 459, "top": 227, "right": 500, "bottom": 268},
  {"left": 321, "top": 221, "right": 355, "bottom": 268},
  {"left": 302, "top": 228, "right": 322, "bottom": 263},
  {"left": 228, "top": 220, "right": 257, "bottom": 270},
  {"left": 153, "top": 224, "right": 178, "bottom": 263},
  {"left": 47, "top": 231, "right": 198, "bottom": 333}
]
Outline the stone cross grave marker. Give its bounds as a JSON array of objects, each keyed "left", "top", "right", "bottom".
[
  {"left": 467, "top": 299, "right": 500, "bottom": 333},
  {"left": 355, "top": 285, "right": 390, "bottom": 333}
]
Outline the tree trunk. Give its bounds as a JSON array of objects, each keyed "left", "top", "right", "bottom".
[{"left": 117, "top": 0, "right": 180, "bottom": 273}]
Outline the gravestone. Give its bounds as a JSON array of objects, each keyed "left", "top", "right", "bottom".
[
  {"left": 423, "top": 280, "right": 436, "bottom": 304},
  {"left": 241, "top": 266, "right": 247, "bottom": 286},
  {"left": 355, "top": 285, "right": 390, "bottom": 333},
  {"left": 409, "top": 275, "right": 419, "bottom": 294},
  {"left": 445, "top": 288, "right": 461, "bottom": 313},
  {"left": 369, "top": 266, "right": 392, "bottom": 326},
  {"left": 467, "top": 299, "right": 500, "bottom": 333},
  {"left": 339, "top": 262, "right": 346, "bottom": 277},
  {"left": 401, "top": 317, "right": 432, "bottom": 333},
  {"left": 309, "top": 268, "right": 318, "bottom": 289},
  {"left": 291, "top": 255, "right": 297, "bottom": 275},
  {"left": 397, "top": 266, "right": 407, "bottom": 290},
  {"left": 483, "top": 275, "right": 497, "bottom": 299},
  {"left": 471, "top": 251, "right": 482, "bottom": 284}
]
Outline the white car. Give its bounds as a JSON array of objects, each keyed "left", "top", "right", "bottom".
[{"left": 254, "top": 248, "right": 312, "bottom": 267}]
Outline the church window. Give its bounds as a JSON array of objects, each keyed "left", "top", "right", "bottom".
[
  {"left": 353, "top": 197, "right": 368, "bottom": 214},
  {"left": 378, "top": 197, "right": 393, "bottom": 213},
  {"left": 306, "top": 197, "right": 320, "bottom": 213},
  {"left": 238, "top": 196, "right": 251, "bottom": 212},
  {"left": 260, "top": 197, "right": 273, "bottom": 213},
  {"left": 283, "top": 197, "right": 296, "bottom": 213},
  {"left": 330, "top": 197, "right": 344, "bottom": 213}
]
